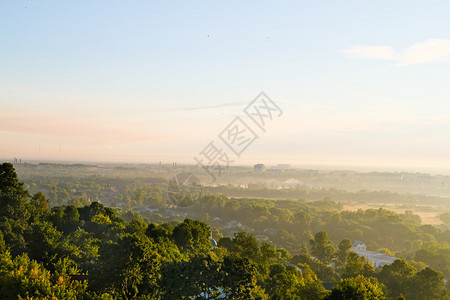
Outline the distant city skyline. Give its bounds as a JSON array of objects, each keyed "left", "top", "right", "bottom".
[{"left": 2, "top": 1, "right": 450, "bottom": 174}]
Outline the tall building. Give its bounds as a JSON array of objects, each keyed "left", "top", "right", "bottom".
[{"left": 254, "top": 164, "right": 266, "bottom": 174}]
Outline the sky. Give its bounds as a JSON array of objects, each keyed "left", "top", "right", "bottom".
[{"left": 2, "top": 1, "right": 450, "bottom": 173}]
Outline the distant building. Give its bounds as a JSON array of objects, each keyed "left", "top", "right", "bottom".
[
  {"left": 224, "top": 220, "right": 243, "bottom": 229},
  {"left": 303, "top": 169, "right": 319, "bottom": 175},
  {"left": 351, "top": 241, "right": 397, "bottom": 268},
  {"left": 353, "top": 241, "right": 367, "bottom": 251},
  {"left": 266, "top": 168, "right": 282, "bottom": 175},
  {"left": 283, "top": 169, "right": 297, "bottom": 174},
  {"left": 254, "top": 164, "right": 266, "bottom": 174}
]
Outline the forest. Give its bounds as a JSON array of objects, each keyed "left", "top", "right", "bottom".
[{"left": 1, "top": 162, "right": 450, "bottom": 299}]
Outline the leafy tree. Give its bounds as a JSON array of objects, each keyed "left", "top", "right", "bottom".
[
  {"left": 0, "top": 163, "right": 31, "bottom": 255},
  {"left": 62, "top": 205, "right": 81, "bottom": 234},
  {"left": 410, "top": 267, "right": 448, "bottom": 300},
  {"left": 336, "top": 239, "right": 353, "bottom": 267},
  {"left": 341, "top": 252, "right": 374, "bottom": 280},
  {"left": 230, "top": 231, "right": 260, "bottom": 258},
  {"left": 291, "top": 253, "right": 339, "bottom": 282},
  {"left": 172, "top": 218, "right": 211, "bottom": 256},
  {"left": 220, "top": 255, "right": 260, "bottom": 299},
  {"left": 377, "top": 259, "right": 416, "bottom": 299},
  {"left": 310, "top": 231, "right": 336, "bottom": 265},
  {"left": 0, "top": 230, "right": 6, "bottom": 253},
  {"left": 300, "top": 240, "right": 310, "bottom": 257},
  {"left": 25, "top": 221, "right": 62, "bottom": 265},
  {"left": 91, "top": 233, "right": 160, "bottom": 298},
  {"left": 0, "top": 217, "right": 27, "bottom": 256},
  {"left": 326, "top": 275, "right": 387, "bottom": 300},
  {"left": 296, "top": 263, "right": 329, "bottom": 300},
  {"left": 160, "top": 256, "right": 221, "bottom": 299},
  {"left": 146, "top": 222, "right": 174, "bottom": 241},
  {"left": 58, "top": 228, "right": 100, "bottom": 272},
  {"left": 264, "top": 263, "right": 303, "bottom": 299},
  {"left": 342, "top": 252, "right": 365, "bottom": 279},
  {"left": 217, "top": 236, "right": 234, "bottom": 251},
  {"left": 0, "top": 163, "right": 30, "bottom": 220},
  {"left": 276, "top": 247, "right": 291, "bottom": 262},
  {"left": 125, "top": 218, "right": 148, "bottom": 235},
  {"left": 30, "top": 191, "right": 50, "bottom": 214},
  {"left": 0, "top": 251, "right": 86, "bottom": 299}
]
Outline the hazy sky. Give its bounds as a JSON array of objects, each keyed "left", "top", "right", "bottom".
[{"left": 2, "top": 1, "right": 450, "bottom": 172}]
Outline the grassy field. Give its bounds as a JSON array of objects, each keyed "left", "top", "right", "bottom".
[{"left": 343, "top": 202, "right": 446, "bottom": 226}]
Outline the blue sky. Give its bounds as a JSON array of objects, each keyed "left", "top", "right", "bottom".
[{"left": 2, "top": 1, "right": 450, "bottom": 172}]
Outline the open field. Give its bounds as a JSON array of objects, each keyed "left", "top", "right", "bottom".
[{"left": 343, "top": 202, "right": 447, "bottom": 226}]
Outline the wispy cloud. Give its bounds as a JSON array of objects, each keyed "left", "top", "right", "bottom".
[
  {"left": 399, "top": 39, "right": 450, "bottom": 66},
  {"left": 341, "top": 39, "right": 450, "bottom": 66}
]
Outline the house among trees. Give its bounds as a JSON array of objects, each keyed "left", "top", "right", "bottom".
[{"left": 351, "top": 241, "right": 397, "bottom": 268}]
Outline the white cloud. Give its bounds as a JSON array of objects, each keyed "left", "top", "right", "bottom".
[
  {"left": 398, "top": 39, "right": 450, "bottom": 66},
  {"left": 341, "top": 39, "right": 450, "bottom": 66}
]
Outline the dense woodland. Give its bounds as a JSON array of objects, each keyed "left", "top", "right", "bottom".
[{"left": 1, "top": 162, "right": 450, "bottom": 299}]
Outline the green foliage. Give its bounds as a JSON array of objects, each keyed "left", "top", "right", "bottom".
[
  {"left": 2, "top": 163, "right": 450, "bottom": 299},
  {"left": 31, "top": 191, "right": 50, "bottom": 214},
  {"left": 326, "top": 275, "right": 387, "bottom": 300},
  {"left": 219, "top": 232, "right": 279, "bottom": 279},
  {"left": 310, "top": 231, "right": 336, "bottom": 265},
  {"left": 410, "top": 267, "right": 448, "bottom": 300},
  {"left": 377, "top": 259, "right": 416, "bottom": 299},
  {"left": 160, "top": 255, "right": 261, "bottom": 299},
  {"left": 341, "top": 252, "right": 374, "bottom": 279},
  {"left": 25, "top": 220, "right": 62, "bottom": 265},
  {"left": 172, "top": 218, "right": 211, "bottom": 256},
  {"left": 0, "top": 163, "right": 31, "bottom": 256},
  {"left": 264, "top": 263, "right": 304, "bottom": 299},
  {"left": 377, "top": 259, "right": 449, "bottom": 300},
  {"left": 291, "top": 253, "right": 339, "bottom": 282},
  {"left": 0, "top": 230, "right": 6, "bottom": 253},
  {"left": 220, "top": 255, "right": 260, "bottom": 299},
  {"left": 0, "top": 251, "right": 87, "bottom": 299},
  {"left": 336, "top": 239, "right": 353, "bottom": 267},
  {"left": 160, "top": 256, "right": 222, "bottom": 299},
  {"left": 91, "top": 233, "right": 161, "bottom": 298},
  {"left": 58, "top": 228, "right": 100, "bottom": 272},
  {"left": 0, "top": 163, "right": 30, "bottom": 221},
  {"left": 414, "top": 241, "right": 450, "bottom": 277}
]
